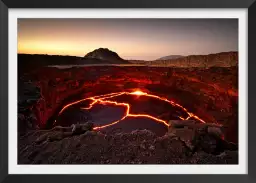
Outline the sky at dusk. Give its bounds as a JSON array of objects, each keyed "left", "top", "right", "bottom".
[{"left": 18, "top": 19, "right": 238, "bottom": 60}]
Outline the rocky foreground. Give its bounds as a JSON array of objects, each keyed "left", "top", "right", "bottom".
[{"left": 18, "top": 121, "right": 238, "bottom": 164}]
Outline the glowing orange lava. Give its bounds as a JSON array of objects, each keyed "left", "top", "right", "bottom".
[
  {"left": 131, "top": 90, "right": 145, "bottom": 96},
  {"left": 58, "top": 90, "right": 207, "bottom": 130}
]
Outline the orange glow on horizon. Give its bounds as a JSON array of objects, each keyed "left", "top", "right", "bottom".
[{"left": 18, "top": 19, "right": 238, "bottom": 60}]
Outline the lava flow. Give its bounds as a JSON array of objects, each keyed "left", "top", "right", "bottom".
[{"left": 58, "top": 90, "right": 207, "bottom": 130}]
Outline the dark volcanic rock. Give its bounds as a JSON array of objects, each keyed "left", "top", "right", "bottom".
[
  {"left": 149, "top": 52, "right": 238, "bottom": 68},
  {"left": 18, "top": 82, "right": 42, "bottom": 133},
  {"left": 168, "top": 121, "right": 238, "bottom": 155},
  {"left": 18, "top": 129, "right": 238, "bottom": 164},
  {"left": 18, "top": 82, "right": 41, "bottom": 111},
  {"left": 71, "top": 122, "right": 94, "bottom": 135}
]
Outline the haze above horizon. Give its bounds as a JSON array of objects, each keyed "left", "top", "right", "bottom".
[{"left": 18, "top": 19, "right": 238, "bottom": 61}]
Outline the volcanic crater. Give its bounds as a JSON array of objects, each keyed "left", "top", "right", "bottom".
[
  {"left": 54, "top": 90, "right": 207, "bottom": 136},
  {"left": 18, "top": 63, "right": 238, "bottom": 164},
  {"left": 19, "top": 64, "right": 238, "bottom": 142}
]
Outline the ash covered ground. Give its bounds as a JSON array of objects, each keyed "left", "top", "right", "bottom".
[{"left": 18, "top": 65, "right": 238, "bottom": 164}]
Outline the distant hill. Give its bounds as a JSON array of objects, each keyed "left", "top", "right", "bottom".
[
  {"left": 83, "top": 48, "right": 129, "bottom": 64},
  {"left": 157, "top": 55, "right": 184, "bottom": 61},
  {"left": 147, "top": 51, "right": 238, "bottom": 67}
]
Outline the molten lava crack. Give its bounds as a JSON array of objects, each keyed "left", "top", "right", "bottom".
[{"left": 58, "top": 90, "right": 207, "bottom": 130}]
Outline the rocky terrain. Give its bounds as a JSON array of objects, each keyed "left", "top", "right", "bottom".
[
  {"left": 18, "top": 121, "right": 238, "bottom": 164},
  {"left": 18, "top": 48, "right": 238, "bottom": 164},
  {"left": 130, "top": 51, "right": 238, "bottom": 67}
]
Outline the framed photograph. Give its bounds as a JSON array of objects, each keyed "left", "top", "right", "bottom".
[{"left": 0, "top": 0, "right": 254, "bottom": 182}]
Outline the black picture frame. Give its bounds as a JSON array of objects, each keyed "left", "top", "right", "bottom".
[{"left": 0, "top": 0, "right": 254, "bottom": 182}]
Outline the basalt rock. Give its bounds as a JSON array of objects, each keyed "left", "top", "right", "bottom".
[
  {"left": 18, "top": 129, "right": 238, "bottom": 164},
  {"left": 168, "top": 120, "right": 237, "bottom": 155},
  {"left": 34, "top": 122, "right": 95, "bottom": 144},
  {"left": 71, "top": 122, "right": 94, "bottom": 135},
  {"left": 18, "top": 82, "right": 42, "bottom": 134}
]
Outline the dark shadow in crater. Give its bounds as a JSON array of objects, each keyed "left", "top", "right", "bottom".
[
  {"left": 54, "top": 92, "right": 175, "bottom": 136},
  {"left": 101, "top": 116, "right": 168, "bottom": 136}
]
